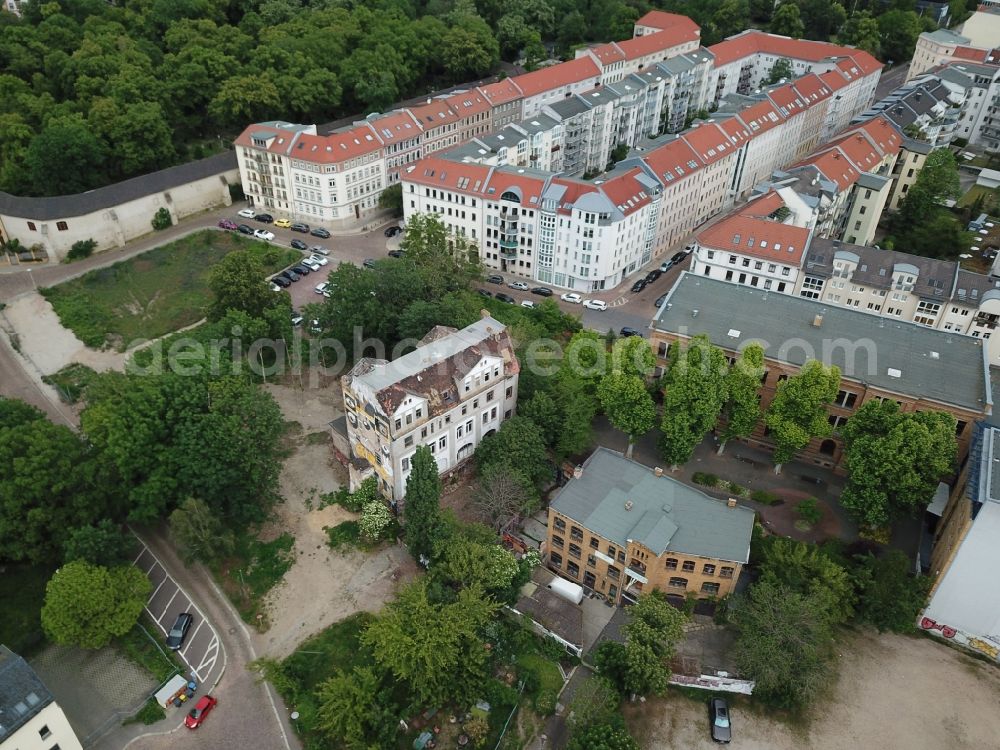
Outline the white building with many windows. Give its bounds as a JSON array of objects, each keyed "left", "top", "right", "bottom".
[
  {"left": 0, "top": 645, "right": 83, "bottom": 750},
  {"left": 339, "top": 315, "right": 519, "bottom": 506}
]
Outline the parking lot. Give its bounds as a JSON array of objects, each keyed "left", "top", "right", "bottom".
[{"left": 133, "top": 543, "right": 222, "bottom": 687}]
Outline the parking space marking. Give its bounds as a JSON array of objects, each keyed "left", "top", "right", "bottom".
[
  {"left": 181, "top": 620, "right": 205, "bottom": 657},
  {"left": 158, "top": 588, "right": 180, "bottom": 620}
]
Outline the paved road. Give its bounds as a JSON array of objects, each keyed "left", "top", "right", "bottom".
[{"left": 874, "top": 63, "right": 910, "bottom": 101}]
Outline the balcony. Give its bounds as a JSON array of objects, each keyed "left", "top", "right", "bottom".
[{"left": 624, "top": 567, "right": 648, "bottom": 585}]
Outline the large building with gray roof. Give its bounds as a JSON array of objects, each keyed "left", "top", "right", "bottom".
[
  {"left": 546, "top": 448, "right": 754, "bottom": 606},
  {"left": 650, "top": 273, "right": 992, "bottom": 469},
  {"left": 0, "top": 645, "right": 82, "bottom": 750}
]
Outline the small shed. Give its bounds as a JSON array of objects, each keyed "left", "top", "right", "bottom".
[{"left": 153, "top": 674, "right": 188, "bottom": 708}]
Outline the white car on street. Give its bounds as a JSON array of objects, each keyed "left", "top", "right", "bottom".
[
  {"left": 583, "top": 299, "right": 608, "bottom": 311},
  {"left": 310, "top": 245, "right": 329, "bottom": 256},
  {"left": 560, "top": 292, "right": 583, "bottom": 304},
  {"left": 508, "top": 280, "right": 530, "bottom": 291},
  {"left": 520, "top": 300, "right": 536, "bottom": 308},
  {"left": 238, "top": 208, "right": 255, "bottom": 219},
  {"left": 315, "top": 281, "right": 331, "bottom": 295},
  {"left": 253, "top": 229, "right": 274, "bottom": 241},
  {"left": 308, "top": 254, "right": 329, "bottom": 266},
  {"left": 301, "top": 258, "right": 321, "bottom": 271}
]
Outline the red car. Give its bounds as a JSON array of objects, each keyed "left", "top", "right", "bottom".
[
  {"left": 184, "top": 695, "right": 217, "bottom": 729},
  {"left": 217, "top": 219, "right": 238, "bottom": 230}
]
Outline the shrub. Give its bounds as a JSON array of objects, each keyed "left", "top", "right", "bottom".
[
  {"left": 359, "top": 500, "right": 392, "bottom": 542},
  {"left": 727, "top": 481, "right": 744, "bottom": 495},
  {"left": 797, "top": 497, "right": 822, "bottom": 525},
  {"left": 151, "top": 208, "right": 172, "bottom": 231},
  {"left": 751, "top": 489, "right": 780, "bottom": 506},
  {"left": 691, "top": 472, "right": 718, "bottom": 486},
  {"left": 464, "top": 715, "right": 489, "bottom": 747},
  {"left": 535, "top": 688, "right": 558, "bottom": 715},
  {"left": 66, "top": 238, "right": 96, "bottom": 261},
  {"left": 326, "top": 521, "right": 360, "bottom": 549},
  {"left": 124, "top": 697, "right": 166, "bottom": 726}
]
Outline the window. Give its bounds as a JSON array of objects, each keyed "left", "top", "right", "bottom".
[
  {"left": 665, "top": 557, "right": 678, "bottom": 570},
  {"left": 39, "top": 726, "right": 51, "bottom": 740},
  {"left": 607, "top": 565, "right": 621, "bottom": 580},
  {"left": 506, "top": 386, "right": 513, "bottom": 398},
  {"left": 720, "top": 566, "right": 735, "bottom": 579},
  {"left": 550, "top": 552, "right": 562, "bottom": 567},
  {"left": 395, "top": 418, "right": 401, "bottom": 430},
  {"left": 56, "top": 221, "right": 68, "bottom": 231},
  {"left": 703, "top": 563, "right": 716, "bottom": 576},
  {"left": 567, "top": 561, "right": 580, "bottom": 577},
  {"left": 681, "top": 560, "right": 695, "bottom": 572},
  {"left": 587, "top": 554, "right": 597, "bottom": 568},
  {"left": 570, "top": 525, "right": 584, "bottom": 541},
  {"left": 404, "top": 436, "right": 413, "bottom": 447},
  {"left": 568, "top": 543, "right": 581, "bottom": 559},
  {"left": 668, "top": 577, "right": 688, "bottom": 589},
  {"left": 701, "top": 582, "right": 721, "bottom": 595},
  {"left": 486, "top": 390, "right": 494, "bottom": 402},
  {"left": 589, "top": 537, "right": 599, "bottom": 549},
  {"left": 554, "top": 517, "right": 566, "bottom": 531},
  {"left": 584, "top": 571, "right": 597, "bottom": 588},
  {"left": 618, "top": 550, "right": 626, "bottom": 563},
  {"left": 27, "top": 221, "right": 36, "bottom": 231}
]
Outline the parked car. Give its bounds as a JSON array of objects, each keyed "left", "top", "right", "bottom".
[
  {"left": 520, "top": 300, "right": 536, "bottom": 308},
  {"left": 531, "top": 286, "right": 554, "bottom": 297},
  {"left": 217, "top": 219, "right": 237, "bottom": 230},
  {"left": 301, "top": 258, "right": 321, "bottom": 271},
  {"left": 274, "top": 218, "right": 292, "bottom": 228},
  {"left": 387, "top": 249, "right": 405, "bottom": 258},
  {"left": 660, "top": 259, "right": 673, "bottom": 273},
  {"left": 495, "top": 293, "right": 516, "bottom": 304},
  {"left": 630, "top": 278, "right": 647, "bottom": 293},
  {"left": 486, "top": 274, "right": 504, "bottom": 285},
  {"left": 237, "top": 208, "right": 255, "bottom": 219},
  {"left": 583, "top": 299, "right": 608, "bottom": 311},
  {"left": 315, "top": 281, "right": 331, "bottom": 295},
  {"left": 384, "top": 225, "right": 402, "bottom": 237},
  {"left": 185, "top": 695, "right": 218, "bottom": 730},
  {"left": 290, "top": 264, "right": 311, "bottom": 275},
  {"left": 310, "top": 227, "right": 331, "bottom": 238},
  {"left": 307, "top": 254, "right": 328, "bottom": 266},
  {"left": 709, "top": 697, "right": 732, "bottom": 743},
  {"left": 291, "top": 311, "right": 303, "bottom": 327},
  {"left": 309, "top": 245, "right": 329, "bottom": 255},
  {"left": 508, "top": 280, "right": 529, "bottom": 291},
  {"left": 254, "top": 213, "right": 274, "bottom": 223},
  {"left": 477, "top": 288, "right": 493, "bottom": 297},
  {"left": 237, "top": 224, "right": 254, "bottom": 235},
  {"left": 684, "top": 243, "right": 695, "bottom": 254},
  {"left": 290, "top": 222, "right": 310, "bottom": 233},
  {"left": 270, "top": 282, "right": 281, "bottom": 292},
  {"left": 654, "top": 293, "right": 668, "bottom": 308},
  {"left": 280, "top": 270, "right": 300, "bottom": 282},
  {"left": 671, "top": 250, "right": 687, "bottom": 264},
  {"left": 619, "top": 326, "right": 641, "bottom": 337},
  {"left": 309, "top": 319, "right": 322, "bottom": 334},
  {"left": 645, "top": 269, "right": 662, "bottom": 282},
  {"left": 561, "top": 292, "right": 583, "bottom": 304},
  {"left": 253, "top": 229, "right": 275, "bottom": 241},
  {"left": 166, "top": 612, "right": 193, "bottom": 650},
  {"left": 290, "top": 239, "right": 308, "bottom": 250},
  {"left": 272, "top": 276, "right": 291, "bottom": 288},
  {"left": 363, "top": 258, "right": 377, "bottom": 269}
]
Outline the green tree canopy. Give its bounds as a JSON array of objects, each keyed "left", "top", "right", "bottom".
[
  {"left": 475, "top": 416, "right": 551, "bottom": 487},
  {"left": 62, "top": 520, "right": 134, "bottom": 567},
  {"left": 897, "top": 149, "right": 961, "bottom": 230},
  {"left": 169, "top": 496, "right": 235, "bottom": 563},
  {"left": 566, "top": 721, "right": 640, "bottom": 750},
  {"left": 403, "top": 445, "right": 442, "bottom": 561},
  {"left": 598, "top": 372, "right": 656, "bottom": 456},
  {"left": 760, "top": 538, "right": 855, "bottom": 625},
  {"left": 851, "top": 550, "right": 930, "bottom": 633},
  {"left": 720, "top": 343, "right": 764, "bottom": 448},
  {"left": 207, "top": 249, "right": 283, "bottom": 322},
  {"left": 770, "top": 5, "right": 804, "bottom": 39},
  {"left": 313, "top": 665, "right": 399, "bottom": 750},
  {"left": 620, "top": 592, "right": 687, "bottom": 696},
  {"left": 763, "top": 360, "right": 840, "bottom": 467},
  {"left": 659, "top": 335, "right": 728, "bottom": 467},
  {"left": 41, "top": 561, "right": 151, "bottom": 649}
]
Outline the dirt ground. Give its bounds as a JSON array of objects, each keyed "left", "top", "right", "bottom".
[
  {"left": 626, "top": 630, "right": 1000, "bottom": 750},
  {"left": 255, "top": 378, "right": 418, "bottom": 660}
]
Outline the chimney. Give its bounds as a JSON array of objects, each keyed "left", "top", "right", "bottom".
[
  {"left": 727, "top": 497, "right": 738, "bottom": 508},
  {"left": 625, "top": 500, "right": 634, "bottom": 511},
  {"left": 654, "top": 467, "right": 664, "bottom": 477},
  {"left": 573, "top": 465, "right": 583, "bottom": 479},
  {"left": 692, "top": 308, "right": 699, "bottom": 317},
  {"left": 812, "top": 313, "right": 824, "bottom": 327}
]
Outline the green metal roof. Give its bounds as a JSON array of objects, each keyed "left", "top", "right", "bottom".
[{"left": 550, "top": 448, "right": 755, "bottom": 563}]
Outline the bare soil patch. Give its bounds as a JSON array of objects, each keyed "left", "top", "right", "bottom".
[
  {"left": 626, "top": 630, "right": 1000, "bottom": 750},
  {"left": 253, "top": 378, "right": 418, "bottom": 659}
]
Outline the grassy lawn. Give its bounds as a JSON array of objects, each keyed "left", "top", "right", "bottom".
[
  {"left": 41, "top": 362, "right": 98, "bottom": 404},
  {"left": 215, "top": 531, "right": 296, "bottom": 628},
  {"left": 0, "top": 564, "right": 56, "bottom": 657},
  {"left": 40, "top": 230, "right": 299, "bottom": 351},
  {"left": 957, "top": 184, "right": 1000, "bottom": 212}
]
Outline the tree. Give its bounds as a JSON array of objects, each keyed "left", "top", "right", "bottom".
[
  {"left": 659, "top": 336, "right": 728, "bottom": 468},
  {"left": 593, "top": 641, "right": 629, "bottom": 694},
  {"left": 152, "top": 207, "right": 172, "bottom": 230},
  {"left": 440, "top": 18, "right": 499, "bottom": 79},
  {"left": 399, "top": 213, "right": 481, "bottom": 295},
  {"left": 207, "top": 249, "right": 282, "bottom": 321},
  {"left": 471, "top": 465, "right": 535, "bottom": 531},
  {"left": 878, "top": 10, "right": 923, "bottom": 64},
  {"left": 566, "top": 676, "right": 621, "bottom": 733},
  {"left": 840, "top": 11, "right": 880, "bottom": 57},
  {"left": 766, "top": 58, "right": 795, "bottom": 86},
  {"left": 25, "top": 114, "right": 106, "bottom": 195},
  {"left": 520, "top": 391, "right": 561, "bottom": 448},
  {"left": 169, "top": 496, "right": 235, "bottom": 563},
  {"left": 359, "top": 498, "right": 392, "bottom": 542},
  {"left": 763, "top": 360, "right": 840, "bottom": 471},
  {"left": 852, "top": 550, "right": 930, "bottom": 632},
  {"left": 475, "top": 416, "right": 551, "bottom": 487},
  {"left": 770, "top": 5, "right": 804, "bottom": 39},
  {"left": 378, "top": 183, "right": 403, "bottom": 216},
  {"left": 554, "top": 372, "right": 599, "bottom": 460},
  {"left": 598, "top": 373, "right": 656, "bottom": 458},
  {"left": 433, "top": 538, "right": 520, "bottom": 598},
  {"left": 567, "top": 722, "right": 640, "bottom": 750},
  {"left": 314, "top": 666, "right": 398, "bottom": 750},
  {"left": 719, "top": 343, "right": 764, "bottom": 453},
  {"left": 732, "top": 579, "right": 835, "bottom": 710},
  {"left": 897, "top": 149, "right": 961, "bottom": 230},
  {"left": 361, "top": 580, "right": 499, "bottom": 705},
  {"left": 760, "top": 538, "right": 855, "bottom": 625},
  {"left": 610, "top": 336, "right": 655, "bottom": 379},
  {"left": 797, "top": 0, "right": 845, "bottom": 40},
  {"left": 840, "top": 401, "right": 956, "bottom": 527},
  {"left": 620, "top": 593, "right": 687, "bottom": 696},
  {"left": 63, "top": 520, "right": 133, "bottom": 567},
  {"left": 41, "top": 561, "right": 151, "bottom": 649},
  {"left": 403, "top": 445, "right": 441, "bottom": 561},
  {"left": 750, "top": 0, "right": 774, "bottom": 22}
]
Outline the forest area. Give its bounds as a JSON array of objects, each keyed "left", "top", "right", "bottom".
[{"left": 0, "top": 0, "right": 981, "bottom": 197}]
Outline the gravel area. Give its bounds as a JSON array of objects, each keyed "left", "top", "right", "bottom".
[{"left": 626, "top": 630, "right": 1000, "bottom": 750}]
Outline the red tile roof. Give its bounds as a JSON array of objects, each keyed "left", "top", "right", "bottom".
[
  {"left": 766, "top": 83, "right": 806, "bottom": 116},
  {"left": 819, "top": 69, "right": 849, "bottom": 92},
  {"left": 599, "top": 168, "right": 653, "bottom": 215},
  {"left": 718, "top": 116, "right": 751, "bottom": 143},
  {"left": 697, "top": 208, "right": 810, "bottom": 263},
  {"left": 789, "top": 73, "right": 833, "bottom": 105},
  {"left": 840, "top": 116, "right": 901, "bottom": 157},
  {"left": 708, "top": 30, "right": 882, "bottom": 75},
  {"left": 408, "top": 99, "right": 460, "bottom": 129},
  {"left": 618, "top": 27, "right": 699, "bottom": 61},
  {"left": 953, "top": 45, "right": 987, "bottom": 62},
  {"left": 642, "top": 138, "right": 704, "bottom": 184},
  {"left": 512, "top": 57, "right": 601, "bottom": 98},
  {"left": 741, "top": 190, "right": 786, "bottom": 217},
  {"left": 483, "top": 169, "right": 547, "bottom": 205},
  {"left": 479, "top": 80, "right": 523, "bottom": 106},
  {"left": 291, "top": 126, "right": 383, "bottom": 163},
  {"left": 403, "top": 157, "right": 491, "bottom": 192},
  {"left": 805, "top": 149, "right": 859, "bottom": 190},
  {"left": 680, "top": 122, "right": 737, "bottom": 165},
  {"left": 444, "top": 90, "right": 491, "bottom": 119},
  {"left": 737, "top": 99, "right": 785, "bottom": 136},
  {"left": 364, "top": 110, "right": 422, "bottom": 145},
  {"left": 634, "top": 10, "right": 700, "bottom": 34},
  {"left": 589, "top": 43, "right": 627, "bottom": 64}
]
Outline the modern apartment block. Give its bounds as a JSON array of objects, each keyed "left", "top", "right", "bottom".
[
  {"left": 545, "top": 448, "right": 755, "bottom": 606},
  {"left": 909, "top": 10, "right": 1000, "bottom": 79},
  {"left": 0, "top": 645, "right": 83, "bottom": 750},
  {"left": 650, "top": 274, "right": 991, "bottom": 469},
  {"left": 338, "top": 314, "right": 519, "bottom": 506},
  {"left": 235, "top": 11, "right": 881, "bottom": 229}
]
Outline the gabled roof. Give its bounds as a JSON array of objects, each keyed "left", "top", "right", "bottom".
[
  {"left": 697, "top": 198, "right": 810, "bottom": 264},
  {"left": 408, "top": 99, "right": 461, "bottom": 130},
  {"left": 805, "top": 148, "right": 860, "bottom": 190},
  {"left": 512, "top": 57, "right": 601, "bottom": 97},
  {"left": 483, "top": 168, "right": 548, "bottom": 206},
  {"left": 0, "top": 645, "right": 54, "bottom": 742},
  {"left": 708, "top": 30, "right": 882, "bottom": 76},
  {"left": 443, "top": 90, "right": 491, "bottom": 119},
  {"left": 618, "top": 26, "right": 699, "bottom": 61},
  {"left": 789, "top": 73, "right": 833, "bottom": 104},
  {"left": 363, "top": 110, "right": 422, "bottom": 145},
  {"left": 634, "top": 10, "right": 701, "bottom": 34},
  {"left": 599, "top": 168, "right": 653, "bottom": 216},
  {"left": 404, "top": 157, "right": 491, "bottom": 192},
  {"left": 479, "top": 79, "right": 523, "bottom": 106},
  {"left": 679, "top": 122, "right": 736, "bottom": 165},
  {"left": 291, "top": 126, "right": 382, "bottom": 163},
  {"left": 736, "top": 99, "right": 785, "bottom": 136},
  {"left": 641, "top": 137, "right": 704, "bottom": 185},
  {"left": 588, "top": 42, "right": 626, "bottom": 64}
]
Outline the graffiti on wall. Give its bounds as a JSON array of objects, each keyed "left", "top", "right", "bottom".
[
  {"left": 920, "top": 617, "right": 956, "bottom": 638},
  {"left": 920, "top": 617, "right": 1000, "bottom": 661}
]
